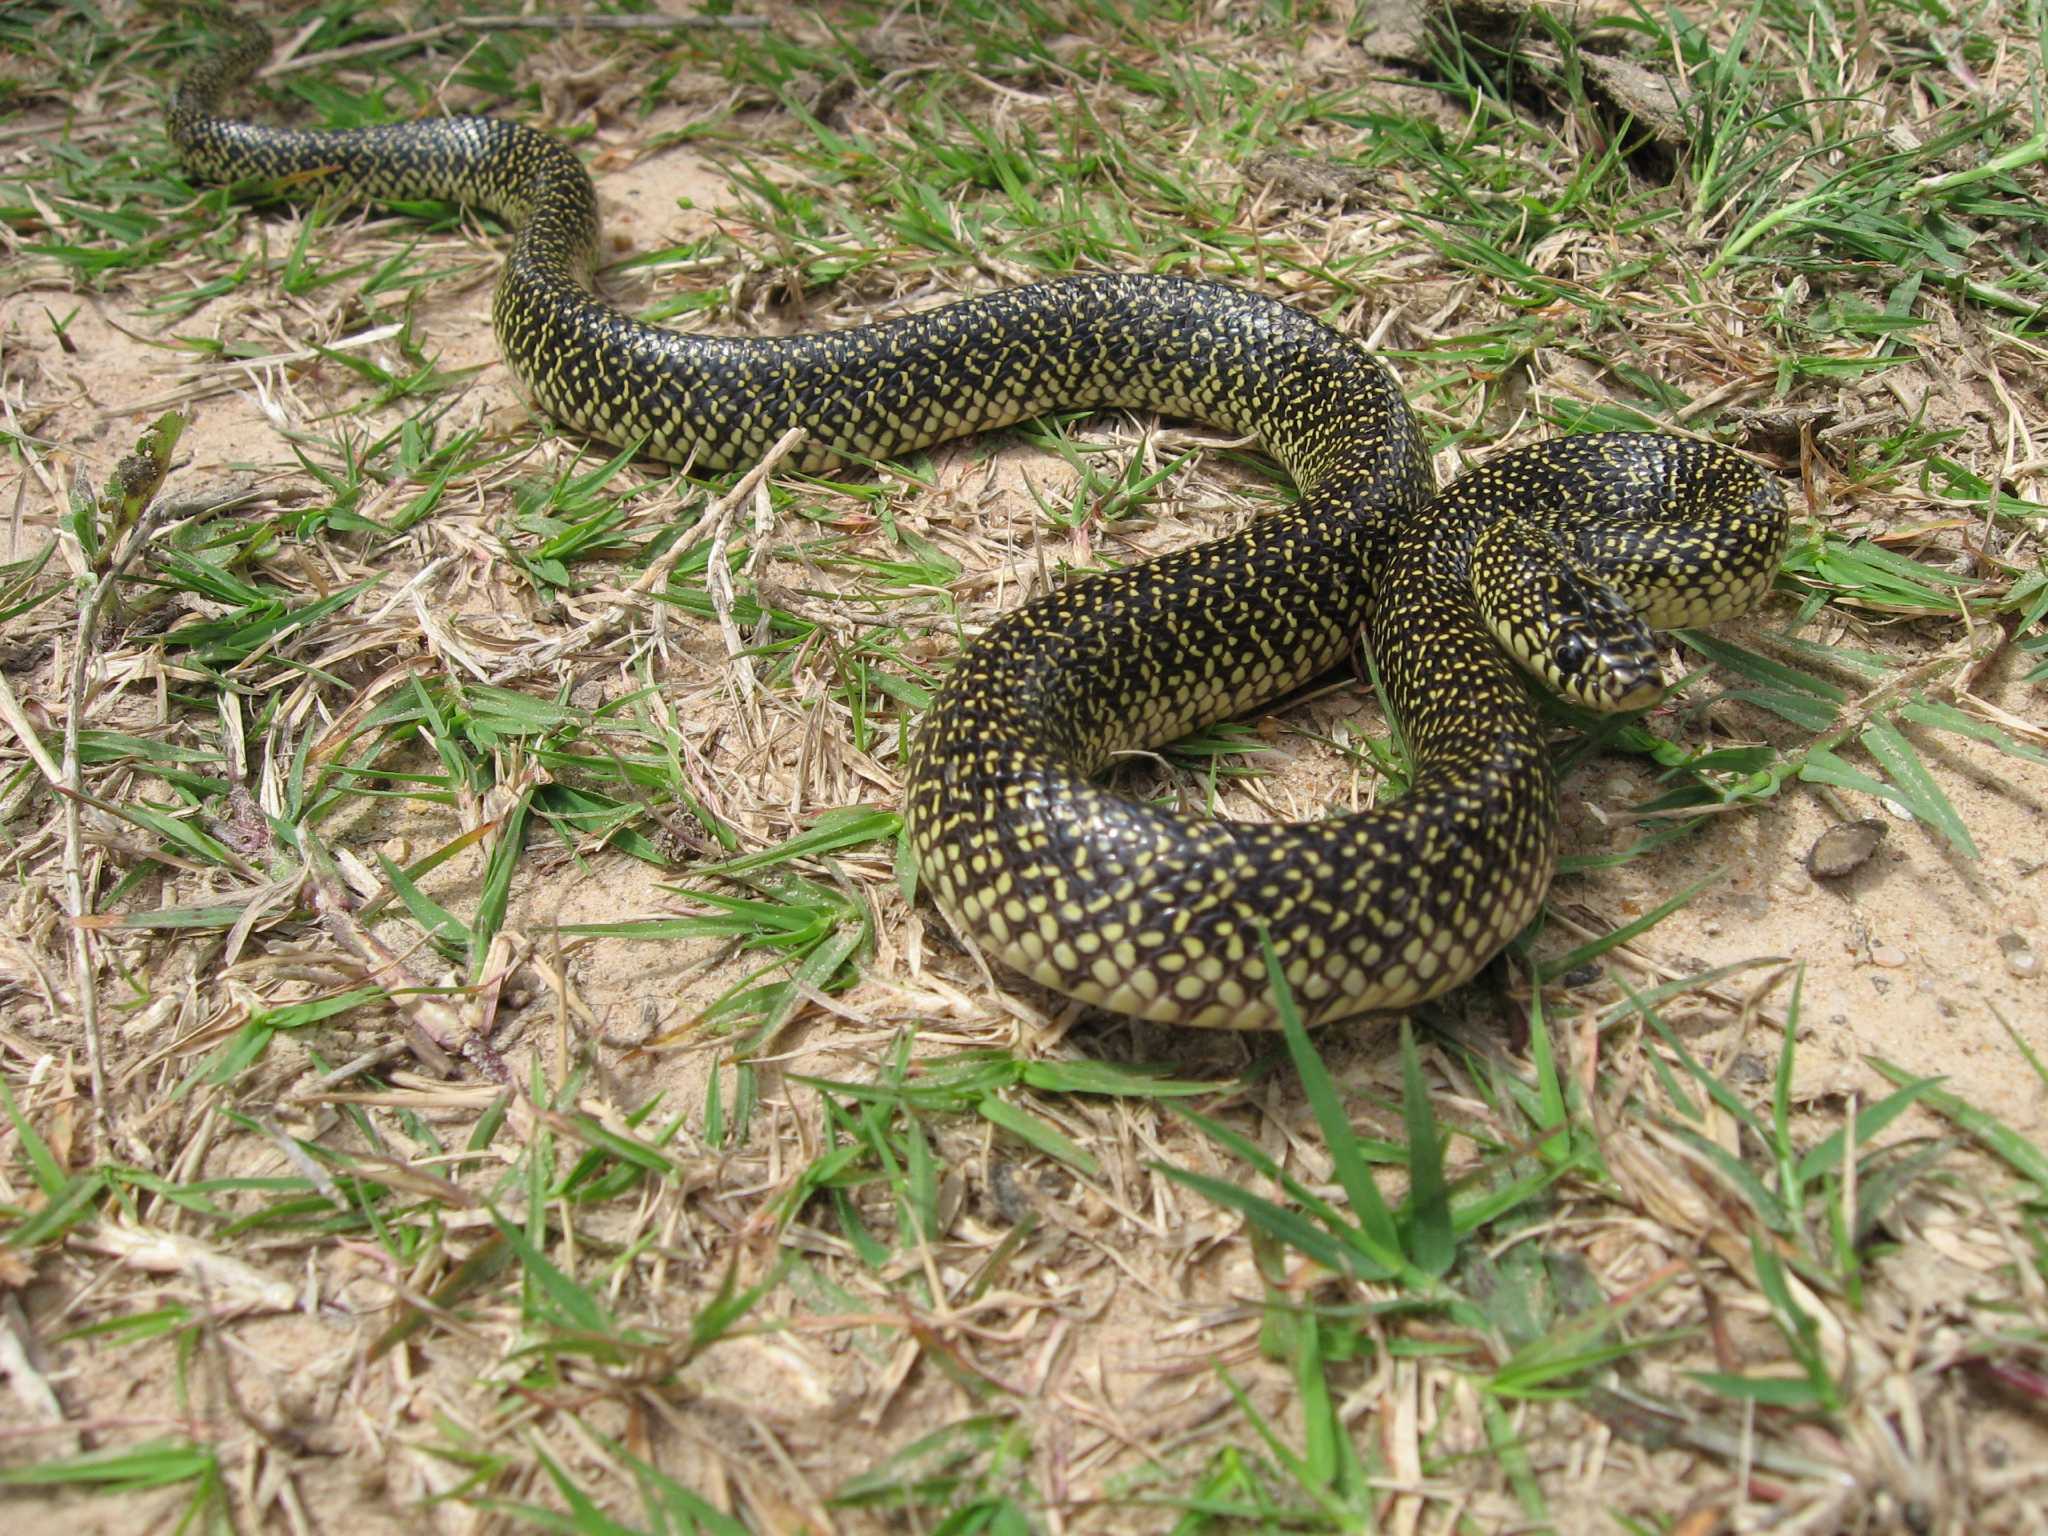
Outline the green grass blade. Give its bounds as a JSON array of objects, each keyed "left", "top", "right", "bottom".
[
  {"left": 1260, "top": 929, "right": 1405, "bottom": 1271},
  {"left": 1398, "top": 1020, "right": 1455, "bottom": 1278}
]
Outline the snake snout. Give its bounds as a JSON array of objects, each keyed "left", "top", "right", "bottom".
[{"left": 1545, "top": 611, "right": 1665, "bottom": 713}]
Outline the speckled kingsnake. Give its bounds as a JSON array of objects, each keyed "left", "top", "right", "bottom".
[{"left": 171, "top": 18, "right": 1788, "bottom": 1029}]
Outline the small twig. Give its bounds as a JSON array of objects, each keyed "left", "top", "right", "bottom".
[
  {"left": 0, "top": 675, "right": 63, "bottom": 787},
  {"left": 1673, "top": 369, "right": 1775, "bottom": 424},
  {"left": 52, "top": 424, "right": 186, "bottom": 1144},
  {"left": 297, "top": 827, "right": 465, "bottom": 1081},
  {"left": 0, "top": 1297, "right": 77, "bottom": 1459},
  {"left": 486, "top": 431, "right": 808, "bottom": 687},
  {"left": 695, "top": 427, "right": 810, "bottom": 737},
  {"left": 257, "top": 10, "right": 769, "bottom": 83}
]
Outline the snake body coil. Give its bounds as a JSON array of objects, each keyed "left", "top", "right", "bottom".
[{"left": 172, "top": 21, "right": 1787, "bottom": 1029}]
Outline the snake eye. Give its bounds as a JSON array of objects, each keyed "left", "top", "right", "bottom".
[{"left": 1553, "top": 633, "right": 1590, "bottom": 676}]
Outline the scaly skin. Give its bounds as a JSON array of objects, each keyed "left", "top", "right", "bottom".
[{"left": 172, "top": 17, "right": 1788, "bottom": 1027}]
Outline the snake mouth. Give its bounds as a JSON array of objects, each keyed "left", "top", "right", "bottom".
[
  {"left": 1553, "top": 624, "right": 1667, "bottom": 712},
  {"left": 1551, "top": 643, "right": 1667, "bottom": 714},
  {"left": 1599, "top": 664, "right": 1668, "bottom": 713}
]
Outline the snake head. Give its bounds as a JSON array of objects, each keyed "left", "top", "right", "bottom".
[
  {"left": 1472, "top": 519, "right": 1666, "bottom": 713},
  {"left": 1542, "top": 607, "right": 1665, "bottom": 712}
]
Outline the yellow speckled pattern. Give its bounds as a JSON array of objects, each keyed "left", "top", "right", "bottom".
[{"left": 172, "top": 19, "right": 1789, "bottom": 1029}]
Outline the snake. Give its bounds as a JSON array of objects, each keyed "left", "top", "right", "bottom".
[{"left": 170, "top": 16, "right": 1788, "bottom": 1030}]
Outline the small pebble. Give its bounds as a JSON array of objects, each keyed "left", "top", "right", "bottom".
[
  {"left": 1871, "top": 944, "right": 1908, "bottom": 969},
  {"left": 1997, "top": 930, "right": 2041, "bottom": 979},
  {"left": 989, "top": 1161, "right": 1033, "bottom": 1223},
  {"left": 1729, "top": 1053, "right": 1771, "bottom": 1084},
  {"left": 1806, "top": 818, "right": 1886, "bottom": 880}
]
